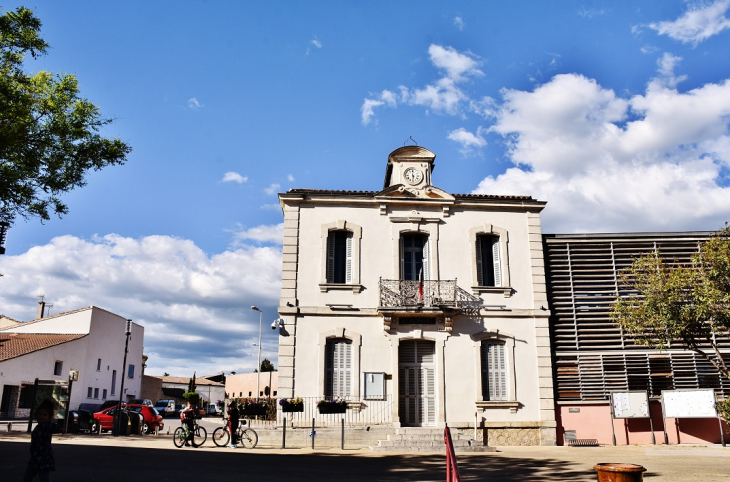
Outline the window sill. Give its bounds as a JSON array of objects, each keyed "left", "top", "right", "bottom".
[
  {"left": 472, "top": 286, "right": 512, "bottom": 298},
  {"left": 319, "top": 283, "right": 363, "bottom": 294},
  {"left": 476, "top": 400, "right": 520, "bottom": 413}
]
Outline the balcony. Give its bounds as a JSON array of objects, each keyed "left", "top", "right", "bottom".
[{"left": 379, "top": 279, "right": 458, "bottom": 309}]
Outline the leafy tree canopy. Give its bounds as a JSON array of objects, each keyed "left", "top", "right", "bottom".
[
  {"left": 260, "top": 358, "right": 275, "bottom": 372},
  {"left": 611, "top": 225, "right": 730, "bottom": 381},
  {"left": 0, "top": 6, "right": 130, "bottom": 226}
]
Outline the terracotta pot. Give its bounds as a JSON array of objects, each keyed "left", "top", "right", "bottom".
[{"left": 594, "top": 463, "right": 646, "bottom": 482}]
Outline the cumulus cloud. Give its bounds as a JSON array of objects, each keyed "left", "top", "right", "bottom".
[
  {"left": 187, "top": 98, "right": 202, "bottom": 109},
  {"left": 361, "top": 45, "right": 482, "bottom": 125},
  {"left": 287, "top": 174, "right": 295, "bottom": 182},
  {"left": 263, "top": 183, "right": 281, "bottom": 195},
  {"left": 0, "top": 235, "right": 282, "bottom": 375},
  {"left": 474, "top": 61, "right": 730, "bottom": 233},
  {"left": 648, "top": 0, "right": 730, "bottom": 45},
  {"left": 454, "top": 16, "right": 465, "bottom": 31},
  {"left": 447, "top": 127, "right": 487, "bottom": 155},
  {"left": 231, "top": 223, "right": 284, "bottom": 245},
  {"left": 221, "top": 172, "right": 248, "bottom": 183}
]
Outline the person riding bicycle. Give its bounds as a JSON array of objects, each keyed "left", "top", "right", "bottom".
[
  {"left": 227, "top": 400, "right": 239, "bottom": 449},
  {"left": 180, "top": 401, "right": 197, "bottom": 447}
]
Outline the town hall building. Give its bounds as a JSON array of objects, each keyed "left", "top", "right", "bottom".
[{"left": 276, "top": 145, "right": 557, "bottom": 445}]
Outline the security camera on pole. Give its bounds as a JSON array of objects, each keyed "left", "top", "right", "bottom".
[{"left": 251, "top": 306, "right": 263, "bottom": 399}]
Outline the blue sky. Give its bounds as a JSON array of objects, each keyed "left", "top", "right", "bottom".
[{"left": 2, "top": 1, "right": 730, "bottom": 377}]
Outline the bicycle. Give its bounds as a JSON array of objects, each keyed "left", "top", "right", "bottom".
[
  {"left": 212, "top": 418, "right": 258, "bottom": 448},
  {"left": 173, "top": 417, "right": 207, "bottom": 448}
]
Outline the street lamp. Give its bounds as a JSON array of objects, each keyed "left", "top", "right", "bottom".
[{"left": 251, "top": 306, "right": 262, "bottom": 399}]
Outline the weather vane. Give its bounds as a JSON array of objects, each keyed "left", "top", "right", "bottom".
[{"left": 404, "top": 136, "right": 418, "bottom": 146}]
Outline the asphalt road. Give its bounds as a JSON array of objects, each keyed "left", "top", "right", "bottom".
[{"left": 2, "top": 431, "right": 730, "bottom": 481}]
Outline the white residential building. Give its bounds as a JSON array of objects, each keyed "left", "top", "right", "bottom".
[
  {"left": 276, "top": 145, "right": 556, "bottom": 445},
  {"left": 0, "top": 306, "right": 144, "bottom": 418}
]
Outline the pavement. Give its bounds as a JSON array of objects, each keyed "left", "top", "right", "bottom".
[{"left": 1, "top": 428, "right": 729, "bottom": 481}]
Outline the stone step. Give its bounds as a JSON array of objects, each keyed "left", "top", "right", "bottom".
[
  {"left": 378, "top": 438, "right": 478, "bottom": 447},
  {"left": 388, "top": 433, "right": 471, "bottom": 441},
  {"left": 370, "top": 444, "right": 497, "bottom": 453}
]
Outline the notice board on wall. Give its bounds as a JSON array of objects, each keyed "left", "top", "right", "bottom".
[
  {"left": 661, "top": 389, "right": 717, "bottom": 419},
  {"left": 611, "top": 391, "right": 650, "bottom": 419}
]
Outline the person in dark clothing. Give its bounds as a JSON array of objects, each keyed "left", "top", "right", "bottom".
[
  {"left": 24, "top": 398, "right": 63, "bottom": 482},
  {"left": 180, "top": 401, "right": 197, "bottom": 446},
  {"left": 227, "top": 400, "right": 240, "bottom": 448}
]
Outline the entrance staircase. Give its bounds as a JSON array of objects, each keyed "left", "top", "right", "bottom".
[{"left": 370, "top": 427, "right": 497, "bottom": 453}]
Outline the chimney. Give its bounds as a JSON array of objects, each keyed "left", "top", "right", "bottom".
[{"left": 36, "top": 301, "right": 46, "bottom": 319}]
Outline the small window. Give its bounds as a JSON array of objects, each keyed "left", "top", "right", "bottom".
[
  {"left": 53, "top": 361, "right": 63, "bottom": 377},
  {"left": 325, "top": 338, "right": 352, "bottom": 398},
  {"left": 128, "top": 365, "right": 135, "bottom": 379},
  {"left": 248, "top": 391, "right": 251, "bottom": 397},
  {"left": 96, "top": 359, "right": 101, "bottom": 371},
  {"left": 326, "top": 230, "right": 353, "bottom": 283},
  {"left": 102, "top": 389, "right": 107, "bottom": 399},
  {"left": 111, "top": 370, "right": 117, "bottom": 395},
  {"left": 94, "top": 388, "right": 99, "bottom": 399},
  {"left": 476, "top": 235, "right": 501, "bottom": 287},
  {"left": 273, "top": 391, "right": 277, "bottom": 396},
  {"left": 481, "top": 341, "right": 507, "bottom": 401},
  {"left": 18, "top": 385, "right": 33, "bottom": 409},
  {"left": 87, "top": 387, "right": 93, "bottom": 398}
]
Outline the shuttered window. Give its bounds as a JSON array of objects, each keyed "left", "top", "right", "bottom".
[
  {"left": 326, "top": 231, "right": 353, "bottom": 283},
  {"left": 400, "top": 233, "right": 428, "bottom": 281},
  {"left": 481, "top": 341, "right": 507, "bottom": 401},
  {"left": 325, "top": 338, "right": 352, "bottom": 397},
  {"left": 476, "top": 235, "right": 501, "bottom": 287}
]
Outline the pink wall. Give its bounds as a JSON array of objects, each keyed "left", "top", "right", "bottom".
[{"left": 557, "top": 402, "right": 728, "bottom": 445}]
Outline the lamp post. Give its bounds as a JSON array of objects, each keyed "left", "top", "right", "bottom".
[
  {"left": 114, "top": 319, "right": 132, "bottom": 437},
  {"left": 251, "top": 306, "right": 262, "bottom": 400}
]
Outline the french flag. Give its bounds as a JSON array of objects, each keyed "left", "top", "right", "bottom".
[{"left": 418, "top": 267, "right": 424, "bottom": 301}]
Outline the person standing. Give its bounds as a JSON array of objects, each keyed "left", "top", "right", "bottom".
[
  {"left": 227, "top": 400, "right": 240, "bottom": 449},
  {"left": 24, "top": 398, "right": 63, "bottom": 482},
  {"left": 180, "top": 401, "right": 196, "bottom": 447}
]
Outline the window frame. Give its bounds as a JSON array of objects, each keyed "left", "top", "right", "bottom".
[
  {"left": 469, "top": 224, "right": 511, "bottom": 296},
  {"left": 319, "top": 220, "right": 363, "bottom": 293},
  {"left": 324, "top": 337, "right": 353, "bottom": 398},
  {"left": 53, "top": 360, "right": 63, "bottom": 377},
  {"left": 471, "top": 332, "right": 519, "bottom": 411},
  {"left": 96, "top": 358, "right": 101, "bottom": 371},
  {"left": 128, "top": 364, "right": 135, "bottom": 379},
  {"left": 317, "top": 327, "right": 361, "bottom": 398}
]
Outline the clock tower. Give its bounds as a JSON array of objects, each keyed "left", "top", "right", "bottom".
[{"left": 382, "top": 145, "right": 436, "bottom": 189}]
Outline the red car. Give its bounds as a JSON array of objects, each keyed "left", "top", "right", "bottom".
[{"left": 93, "top": 404, "right": 164, "bottom": 434}]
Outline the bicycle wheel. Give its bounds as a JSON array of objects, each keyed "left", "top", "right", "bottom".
[
  {"left": 173, "top": 427, "right": 186, "bottom": 448},
  {"left": 191, "top": 425, "right": 207, "bottom": 447},
  {"left": 238, "top": 428, "right": 258, "bottom": 448},
  {"left": 212, "top": 426, "right": 230, "bottom": 447}
]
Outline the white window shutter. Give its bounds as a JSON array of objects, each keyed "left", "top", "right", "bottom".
[
  {"left": 422, "top": 237, "right": 429, "bottom": 281},
  {"left": 482, "top": 341, "right": 507, "bottom": 401},
  {"left": 327, "top": 232, "right": 335, "bottom": 283},
  {"left": 492, "top": 237, "right": 502, "bottom": 287},
  {"left": 345, "top": 234, "right": 353, "bottom": 284},
  {"left": 476, "top": 236, "right": 483, "bottom": 286}
]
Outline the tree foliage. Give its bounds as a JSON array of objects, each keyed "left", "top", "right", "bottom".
[
  {"left": 188, "top": 371, "right": 197, "bottom": 393},
  {"left": 260, "top": 358, "right": 275, "bottom": 372},
  {"left": 0, "top": 6, "right": 130, "bottom": 225},
  {"left": 611, "top": 226, "right": 730, "bottom": 382}
]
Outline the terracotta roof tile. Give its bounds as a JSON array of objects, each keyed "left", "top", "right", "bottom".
[
  {"left": 0, "top": 333, "right": 87, "bottom": 362},
  {"left": 286, "top": 188, "right": 536, "bottom": 201}
]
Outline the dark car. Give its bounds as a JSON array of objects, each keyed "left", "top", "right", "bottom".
[
  {"left": 98, "top": 400, "right": 124, "bottom": 411},
  {"left": 93, "top": 404, "right": 164, "bottom": 434},
  {"left": 129, "top": 398, "right": 153, "bottom": 407}
]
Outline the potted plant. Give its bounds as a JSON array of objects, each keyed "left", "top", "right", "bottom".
[
  {"left": 317, "top": 398, "right": 347, "bottom": 414},
  {"left": 240, "top": 397, "right": 268, "bottom": 416},
  {"left": 279, "top": 397, "right": 304, "bottom": 412}
]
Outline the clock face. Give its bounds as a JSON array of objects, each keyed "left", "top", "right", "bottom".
[{"left": 403, "top": 167, "right": 423, "bottom": 185}]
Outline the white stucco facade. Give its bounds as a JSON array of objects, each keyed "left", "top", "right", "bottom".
[
  {"left": 276, "top": 146, "right": 556, "bottom": 445},
  {"left": 0, "top": 306, "right": 144, "bottom": 417}
]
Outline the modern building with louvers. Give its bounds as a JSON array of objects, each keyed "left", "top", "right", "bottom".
[
  {"left": 276, "top": 145, "right": 557, "bottom": 446},
  {"left": 544, "top": 232, "right": 729, "bottom": 445}
]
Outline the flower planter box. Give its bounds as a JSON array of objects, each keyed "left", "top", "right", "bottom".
[
  {"left": 318, "top": 405, "right": 347, "bottom": 414},
  {"left": 281, "top": 404, "right": 304, "bottom": 413},
  {"left": 241, "top": 407, "right": 268, "bottom": 416}
]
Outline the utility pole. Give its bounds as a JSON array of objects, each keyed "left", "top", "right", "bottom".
[{"left": 114, "top": 319, "right": 132, "bottom": 437}]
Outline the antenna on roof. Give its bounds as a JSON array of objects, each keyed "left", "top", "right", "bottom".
[{"left": 404, "top": 136, "right": 418, "bottom": 146}]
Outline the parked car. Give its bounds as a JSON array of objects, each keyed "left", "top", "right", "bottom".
[
  {"left": 206, "top": 405, "right": 220, "bottom": 415},
  {"left": 154, "top": 399, "right": 175, "bottom": 417},
  {"left": 98, "top": 400, "right": 124, "bottom": 411},
  {"left": 173, "top": 404, "right": 184, "bottom": 418},
  {"left": 129, "top": 398, "right": 153, "bottom": 407},
  {"left": 93, "top": 404, "right": 164, "bottom": 434}
]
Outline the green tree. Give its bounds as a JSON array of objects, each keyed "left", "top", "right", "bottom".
[
  {"left": 0, "top": 6, "right": 130, "bottom": 226},
  {"left": 260, "top": 358, "right": 275, "bottom": 372},
  {"left": 188, "top": 371, "right": 197, "bottom": 393},
  {"left": 611, "top": 226, "right": 730, "bottom": 417}
]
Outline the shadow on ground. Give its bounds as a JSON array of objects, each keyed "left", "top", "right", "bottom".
[{"left": 0, "top": 441, "right": 596, "bottom": 482}]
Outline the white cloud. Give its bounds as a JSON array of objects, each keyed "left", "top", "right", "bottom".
[
  {"left": 260, "top": 203, "right": 281, "bottom": 211},
  {"left": 231, "top": 223, "right": 284, "bottom": 245},
  {"left": 187, "top": 98, "right": 202, "bottom": 109},
  {"left": 649, "top": 0, "right": 730, "bottom": 45},
  {"left": 361, "top": 45, "right": 482, "bottom": 125},
  {"left": 454, "top": 16, "right": 465, "bottom": 31},
  {"left": 656, "top": 53, "right": 688, "bottom": 88},
  {"left": 311, "top": 38, "right": 322, "bottom": 49},
  {"left": 475, "top": 68, "right": 730, "bottom": 233},
  {"left": 287, "top": 174, "right": 295, "bottom": 182},
  {"left": 0, "top": 234, "right": 282, "bottom": 375},
  {"left": 263, "top": 183, "right": 281, "bottom": 195},
  {"left": 578, "top": 7, "right": 605, "bottom": 19},
  {"left": 447, "top": 127, "right": 487, "bottom": 154},
  {"left": 221, "top": 172, "right": 248, "bottom": 183}
]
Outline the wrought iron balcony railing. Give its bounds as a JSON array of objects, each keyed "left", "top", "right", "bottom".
[{"left": 379, "top": 279, "right": 458, "bottom": 308}]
